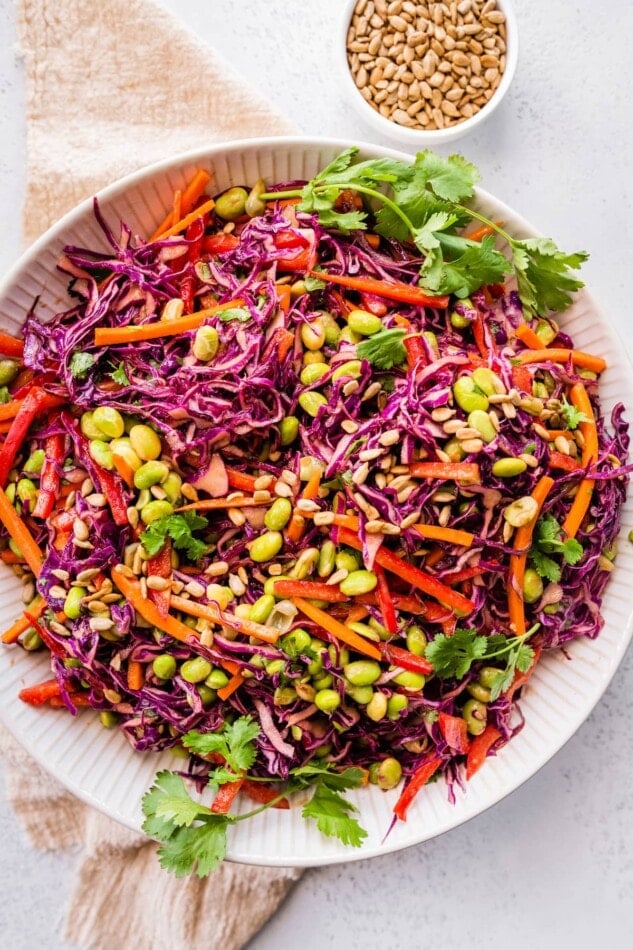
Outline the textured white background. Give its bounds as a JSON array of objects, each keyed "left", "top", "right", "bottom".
[{"left": 1, "top": 0, "right": 633, "bottom": 947}]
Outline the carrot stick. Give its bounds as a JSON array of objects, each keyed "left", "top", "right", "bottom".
[
  {"left": 424, "top": 546, "right": 445, "bottom": 569},
  {"left": 515, "top": 323, "right": 546, "bottom": 350},
  {"left": 18, "top": 679, "right": 62, "bottom": 706},
  {"left": 1, "top": 597, "right": 45, "bottom": 644},
  {"left": 111, "top": 567, "right": 199, "bottom": 643},
  {"left": 217, "top": 671, "right": 245, "bottom": 701},
  {"left": 0, "top": 548, "right": 25, "bottom": 565},
  {"left": 0, "top": 487, "right": 43, "bottom": 577},
  {"left": 127, "top": 660, "right": 145, "bottom": 691},
  {"left": 508, "top": 475, "right": 555, "bottom": 636},
  {"left": 169, "top": 593, "right": 281, "bottom": 644},
  {"left": 309, "top": 271, "right": 450, "bottom": 309},
  {"left": 176, "top": 495, "right": 269, "bottom": 512},
  {"left": 337, "top": 526, "right": 475, "bottom": 614},
  {"left": 225, "top": 468, "right": 258, "bottom": 493},
  {"left": 408, "top": 462, "right": 481, "bottom": 482},
  {"left": 0, "top": 331, "right": 24, "bottom": 357},
  {"left": 154, "top": 198, "right": 215, "bottom": 241},
  {"left": 150, "top": 169, "right": 212, "bottom": 241},
  {"left": 517, "top": 348, "right": 606, "bottom": 374},
  {"left": 287, "top": 469, "right": 321, "bottom": 544},
  {"left": 293, "top": 597, "right": 381, "bottom": 660},
  {"left": 0, "top": 399, "right": 26, "bottom": 421},
  {"left": 273, "top": 579, "right": 348, "bottom": 602},
  {"left": 412, "top": 524, "right": 475, "bottom": 548},
  {"left": 94, "top": 299, "right": 243, "bottom": 346},
  {"left": 562, "top": 382, "right": 598, "bottom": 539},
  {"left": 346, "top": 604, "right": 370, "bottom": 624},
  {"left": 211, "top": 778, "right": 244, "bottom": 813},
  {"left": 465, "top": 223, "right": 496, "bottom": 243}
]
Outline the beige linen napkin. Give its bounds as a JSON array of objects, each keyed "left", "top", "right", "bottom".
[{"left": 0, "top": 0, "right": 302, "bottom": 946}]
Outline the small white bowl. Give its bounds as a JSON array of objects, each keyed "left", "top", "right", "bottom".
[{"left": 339, "top": 0, "right": 519, "bottom": 146}]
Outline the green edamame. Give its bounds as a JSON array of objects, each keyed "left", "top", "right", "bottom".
[
  {"left": 205, "top": 669, "right": 229, "bottom": 690},
  {"left": 365, "top": 691, "right": 388, "bottom": 721},
  {"left": 300, "top": 362, "right": 329, "bottom": 386},
  {"left": 193, "top": 326, "right": 220, "bottom": 362},
  {"left": 0, "top": 359, "right": 19, "bottom": 385},
  {"left": 89, "top": 440, "right": 115, "bottom": 470},
  {"left": 23, "top": 450, "right": 45, "bottom": 474},
  {"left": 250, "top": 530, "right": 283, "bottom": 562},
  {"left": 152, "top": 654, "right": 177, "bottom": 679},
  {"left": 331, "top": 359, "right": 362, "bottom": 381},
  {"left": 215, "top": 186, "right": 248, "bottom": 221},
  {"left": 134, "top": 460, "right": 169, "bottom": 489},
  {"left": 317, "top": 540, "right": 336, "bottom": 578},
  {"left": 279, "top": 416, "right": 299, "bottom": 445},
  {"left": 344, "top": 660, "right": 381, "bottom": 686},
  {"left": 462, "top": 698, "right": 487, "bottom": 736},
  {"left": 347, "top": 309, "right": 383, "bottom": 336},
  {"left": 393, "top": 670, "right": 426, "bottom": 691},
  {"left": 140, "top": 500, "right": 174, "bottom": 524},
  {"left": 492, "top": 457, "right": 527, "bottom": 478},
  {"left": 93, "top": 406, "right": 125, "bottom": 439},
  {"left": 63, "top": 586, "right": 87, "bottom": 620},
  {"left": 129, "top": 424, "right": 162, "bottom": 461},
  {"left": 368, "top": 757, "right": 402, "bottom": 790},
  {"left": 523, "top": 567, "right": 544, "bottom": 604},
  {"left": 249, "top": 593, "right": 276, "bottom": 624},
  {"left": 468, "top": 409, "right": 496, "bottom": 443},
  {"left": 264, "top": 497, "right": 292, "bottom": 531},
  {"left": 180, "top": 657, "right": 212, "bottom": 683},
  {"left": 339, "top": 570, "right": 377, "bottom": 596},
  {"left": 314, "top": 688, "right": 341, "bottom": 714},
  {"left": 298, "top": 391, "right": 327, "bottom": 417},
  {"left": 406, "top": 625, "right": 427, "bottom": 656},
  {"left": 453, "top": 375, "right": 489, "bottom": 413}
]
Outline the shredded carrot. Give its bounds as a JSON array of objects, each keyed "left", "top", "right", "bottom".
[
  {"left": 0, "top": 330, "right": 25, "bottom": 358},
  {"left": 412, "top": 523, "right": 475, "bottom": 548},
  {"left": 127, "top": 660, "right": 145, "bottom": 691},
  {"left": 273, "top": 579, "right": 348, "bottom": 602},
  {"left": 217, "top": 671, "right": 245, "bottom": 701},
  {"left": 1, "top": 597, "right": 45, "bottom": 644},
  {"left": 150, "top": 169, "right": 212, "bottom": 241},
  {"left": 155, "top": 198, "right": 215, "bottom": 241},
  {"left": 111, "top": 567, "right": 199, "bottom": 643},
  {"left": 517, "top": 348, "right": 606, "bottom": 374},
  {"left": 562, "top": 382, "right": 598, "bottom": 539},
  {"left": 169, "top": 593, "right": 281, "bottom": 644},
  {"left": 515, "top": 323, "right": 546, "bottom": 350},
  {"left": 346, "top": 604, "right": 370, "bottom": 624},
  {"left": 276, "top": 283, "right": 292, "bottom": 314},
  {"left": 424, "top": 545, "right": 445, "bottom": 569},
  {"left": 293, "top": 597, "right": 381, "bottom": 660},
  {"left": 0, "top": 548, "right": 25, "bottom": 564},
  {"left": 287, "top": 469, "right": 322, "bottom": 544},
  {"left": 0, "top": 487, "right": 43, "bottom": 577},
  {"left": 0, "top": 399, "right": 25, "bottom": 422},
  {"left": 94, "top": 299, "right": 243, "bottom": 346},
  {"left": 225, "top": 468, "right": 258, "bottom": 493},
  {"left": 507, "top": 475, "right": 555, "bottom": 636},
  {"left": 176, "top": 495, "right": 269, "bottom": 512},
  {"left": 466, "top": 223, "right": 497, "bottom": 243}
]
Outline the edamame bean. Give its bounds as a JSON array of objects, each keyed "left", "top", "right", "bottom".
[
  {"left": 478, "top": 666, "right": 501, "bottom": 689},
  {"left": 504, "top": 495, "right": 538, "bottom": 528},
  {"left": 296, "top": 681, "right": 317, "bottom": 702},
  {"left": 193, "top": 326, "right": 220, "bottom": 362},
  {"left": 303, "top": 350, "right": 325, "bottom": 366},
  {"left": 99, "top": 711, "right": 119, "bottom": 729},
  {"left": 468, "top": 409, "right": 496, "bottom": 443},
  {"left": 274, "top": 686, "right": 298, "bottom": 706},
  {"left": 466, "top": 682, "right": 491, "bottom": 702},
  {"left": 300, "top": 319, "right": 326, "bottom": 351},
  {"left": 335, "top": 549, "right": 361, "bottom": 572},
  {"left": 453, "top": 376, "right": 489, "bottom": 413},
  {"left": 152, "top": 654, "right": 177, "bottom": 679},
  {"left": 63, "top": 585, "right": 86, "bottom": 620},
  {"left": 215, "top": 186, "right": 248, "bottom": 221},
  {"left": 205, "top": 669, "right": 229, "bottom": 689},
  {"left": 492, "top": 457, "right": 527, "bottom": 478},
  {"left": 450, "top": 307, "right": 472, "bottom": 330},
  {"left": 331, "top": 359, "right": 362, "bottom": 381},
  {"left": 205, "top": 584, "right": 234, "bottom": 610},
  {"left": 472, "top": 367, "right": 504, "bottom": 395},
  {"left": 339, "top": 570, "right": 377, "bottom": 596},
  {"left": 317, "top": 540, "right": 336, "bottom": 578},
  {"left": 347, "top": 309, "right": 382, "bottom": 336},
  {"left": 523, "top": 567, "right": 544, "bottom": 604},
  {"left": 16, "top": 478, "right": 37, "bottom": 511},
  {"left": 298, "top": 391, "right": 327, "bottom": 417},
  {"left": 300, "top": 362, "right": 329, "bottom": 386},
  {"left": 161, "top": 472, "right": 183, "bottom": 503},
  {"left": 535, "top": 319, "right": 557, "bottom": 345},
  {"left": 264, "top": 497, "right": 292, "bottom": 531},
  {"left": 393, "top": 670, "right": 426, "bottom": 690},
  {"left": 249, "top": 593, "right": 276, "bottom": 624},
  {"left": 339, "top": 327, "right": 361, "bottom": 344},
  {"left": 280, "top": 628, "right": 312, "bottom": 655},
  {"left": 93, "top": 406, "right": 125, "bottom": 439},
  {"left": 348, "top": 621, "right": 380, "bottom": 642},
  {"left": 406, "top": 625, "right": 427, "bottom": 656},
  {"left": 245, "top": 178, "right": 266, "bottom": 217},
  {"left": 89, "top": 439, "right": 115, "bottom": 470},
  {"left": 279, "top": 416, "right": 299, "bottom": 445},
  {"left": 444, "top": 436, "right": 466, "bottom": 462},
  {"left": 344, "top": 660, "right": 381, "bottom": 686},
  {"left": 365, "top": 691, "right": 388, "bottom": 721},
  {"left": 423, "top": 330, "right": 439, "bottom": 357},
  {"left": 140, "top": 500, "right": 174, "bottom": 524},
  {"left": 290, "top": 280, "right": 307, "bottom": 299},
  {"left": 134, "top": 460, "right": 169, "bottom": 489},
  {"left": 21, "top": 628, "right": 42, "bottom": 651},
  {"left": 462, "top": 698, "right": 487, "bottom": 736},
  {"left": 80, "top": 411, "right": 105, "bottom": 441},
  {"left": 369, "top": 757, "right": 402, "bottom": 790},
  {"left": 314, "top": 688, "right": 341, "bottom": 714},
  {"left": 322, "top": 316, "right": 341, "bottom": 347},
  {"left": 329, "top": 643, "right": 350, "bottom": 667},
  {"left": 312, "top": 672, "right": 334, "bottom": 690},
  {"left": 180, "top": 657, "right": 212, "bottom": 683},
  {"left": 129, "top": 424, "right": 162, "bottom": 461},
  {"left": 250, "top": 530, "right": 283, "bottom": 562},
  {"left": 387, "top": 693, "right": 409, "bottom": 719},
  {"left": 0, "top": 359, "right": 19, "bottom": 385},
  {"left": 23, "top": 450, "right": 45, "bottom": 474},
  {"left": 197, "top": 685, "right": 217, "bottom": 707},
  {"left": 265, "top": 659, "right": 286, "bottom": 676},
  {"left": 346, "top": 684, "right": 374, "bottom": 704}
]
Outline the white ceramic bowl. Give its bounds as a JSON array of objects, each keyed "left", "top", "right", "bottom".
[
  {"left": 339, "top": 0, "right": 519, "bottom": 146},
  {"left": 0, "top": 137, "right": 632, "bottom": 867}
]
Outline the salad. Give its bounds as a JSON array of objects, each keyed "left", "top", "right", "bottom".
[{"left": 0, "top": 148, "right": 628, "bottom": 876}]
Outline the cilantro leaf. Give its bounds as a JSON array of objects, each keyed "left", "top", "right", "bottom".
[
  {"left": 424, "top": 627, "right": 488, "bottom": 680},
  {"left": 304, "top": 276, "right": 326, "bottom": 292},
  {"left": 290, "top": 763, "right": 365, "bottom": 792},
  {"left": 110, "top": 362, "right": 130, "bottom": 385},
  {"left": 183, "top": 717, "right": 260, "bottom": 775},
  {"left": 218, "top": 307, "right": 251, "bottom": 323},
  {"left": 156, "top": 820, "right": 229, "bottom": 878},
  {"left": 422, "top": 234, "right": 512, "bottom": 297},
  {"left": 560, "top": 397, "right": 590, "bottom": 430},
  {"left": 486, "top": 666, "right": 514, "bottom": 701},
  {"left": 530, "top": 547, "right": 562, "bottom": 583},
  {"left": 413, "top": 150, "right": 480, "bottom": 203},
  {"left": 69, "top": 352, "right": 96, "bottom": 380},
  {"left": 531, "top": 514, "right": 584, "bottom": 574},
  {"left": 512, "top": 238, "right": 589, "bottom": 318},
  {"left": 357, "top": 328, "right": 407, "bottom": 370},
  {"left": 140, "top": 510, "right": 209, "bottom": 561},
  {"left": 302, "top": 783, "right": 367, "bottom": 847}
]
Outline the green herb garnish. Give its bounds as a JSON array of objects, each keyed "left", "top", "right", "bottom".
[
  {"left": 529, "top": 514, "right": 584, "bottom": 583},
  {"left": 69, "top": 352, "right": 96, "bottom": 379},
  {"left": 140, "top": 510, "right": 209, "bottom": 561}
]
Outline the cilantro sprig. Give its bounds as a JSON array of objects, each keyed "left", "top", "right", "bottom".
[
  {"left": 140, "top": 510, "right": 210, "bottom": 561},
  {"left": 142, "top": 718, "right": 367, "bottom": 877},
  {"left": 260, "top": 147, "right": 587, "bottom": 317},
  {"left": 425, "top": 625, "right": 538, "bottom": 701},
  {"left": 529, "top": 513, "right": 584, "bottom": 583},
  {"left": 357, "top": 328, "right": 407, "bottom": 369},
  {"left": 560, "top": 397, "right": 590, "bottom": 430}
]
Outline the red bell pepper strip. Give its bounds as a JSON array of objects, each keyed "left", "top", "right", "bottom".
[
  {"left": 511, "top": 364, "right": 533, "bottom": 394},
  {"left": 403, "top": 335, "right": 427, "bottom": 371},
  {"left": 32, "top": 433, "right": 66, "bottom": 519},
  {"left": 472, "top": 312, "right": 489, "bottom": 359},
  {"left": 226, "top": 467, "right": 258, "bottom": 493},
  {"left": 50, "top": 693, "right": 92, "bottom": 708},
  {"left": 465, "top": 725, "right": 502, "bottom": 779},
  {"left": 274, "top": 230, "right": 309, "bottom": 250},
  {"left": 438, "top": 711, "right": 470, "bottom": 754},
  {"left": 275, "top": 230, "right": 317, "bottom": 274},
  {"left": 337, "top": 527, "right": 475, "bottom": 615},
  {"left": 309, "top": 271, "right": 450, "bottom": 309},
  {"left": 146, "top": 540, "right": 173, "bottom": 618},
  {"left": 0, "top": 331, "right": 24, "bottom": 357},
  {"left": 18, "top": 678, "right": 62, "bottom": 706},
  {"left": 393, "top": 753, "right": 443, "bottom": 821},
  {"left": 548, "top": 451, "right": 581, "bottom": 473},
  {"left": 211, "top": 778, "right": 244, "bottom": 814},
  {"left": 375, "top": 566, "right": 398, "bottom": 634},
  {"left": 23, "top": 611, "right": 67, "bottom": 658},
  {"left": 442, "top": 565, "right": 488, "bottom": 585},
  {"left": 241, "top": 779, "right": 290, "bottom": 809},
  {"left": 0, "top": 389, "right": 65, "bottom": 487},
  {"left": 377, "top": 641, "right": 432, "bottom": 676},
  {"left": 359, "top": 293, "right": 388, "bottom": 316},
  {"left": 180, "top": 218, "right": 205, "bottom": 314},
  {"left": 94, "top": 466, "right": 130, "bottom": 527},
  {"left": 202, "top": 233, "right": 240, "bottom": 255}
]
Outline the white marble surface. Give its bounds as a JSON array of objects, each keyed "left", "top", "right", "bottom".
[{"left": 1, "top": 0, "right": 633, "bottom": 946}]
